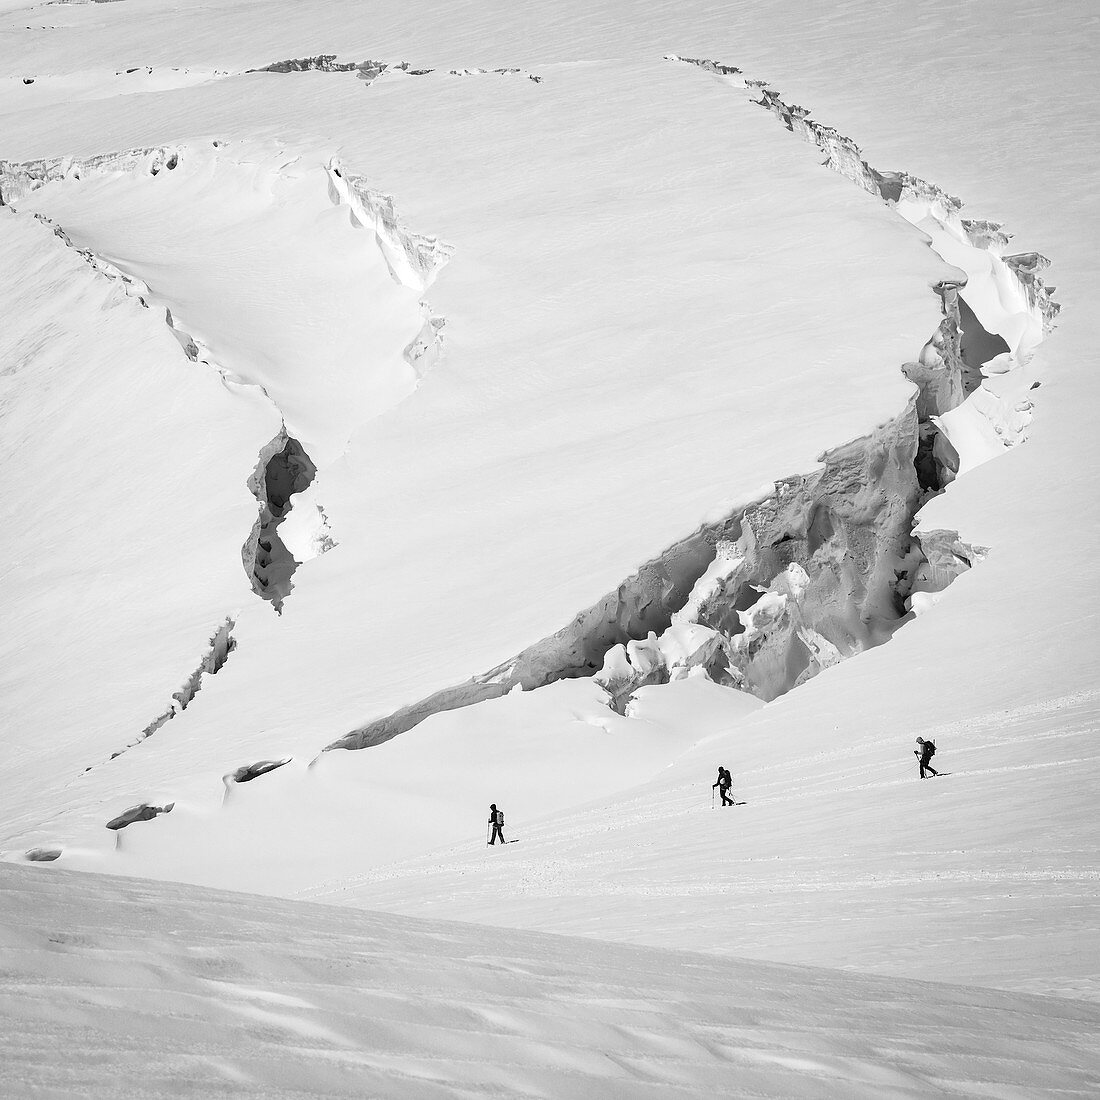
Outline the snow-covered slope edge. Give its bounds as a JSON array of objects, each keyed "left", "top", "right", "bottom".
[
  {"left": 4, "top": 862, "right": 1098, "bottom": 1098},
  {"left": 0, "top": 139, "right": 452, "bottom": 621}
]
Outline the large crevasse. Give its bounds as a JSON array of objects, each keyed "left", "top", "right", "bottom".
[{"left": 329, "top": 57, "right": 1058, "bottom": 749}]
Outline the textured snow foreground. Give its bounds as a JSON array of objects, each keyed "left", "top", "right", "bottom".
[
  {"left": 2, "top": 0, "right": 1100, "bottom": 1094},
  {"left": 4, "top": 864, "right": 1100, "bottom": 1099}
]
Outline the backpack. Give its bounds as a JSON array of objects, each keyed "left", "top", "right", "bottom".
[{"left": 494, "top": 810, "right": 504, "bottom": 826}]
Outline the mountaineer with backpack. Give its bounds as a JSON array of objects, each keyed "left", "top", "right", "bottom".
[
  {"left": 712, "top": 766, "right": 734, "bottom": 806},
  {"left": 487, "top": 803, "right": 506, "bottom": 845},
  {"left": 914, "top": 737, "right": 940, "bottom": 779}
]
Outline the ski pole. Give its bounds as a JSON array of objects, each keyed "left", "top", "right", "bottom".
[{"left": 711, "top": 786, "right": 715, "bottom": 808}]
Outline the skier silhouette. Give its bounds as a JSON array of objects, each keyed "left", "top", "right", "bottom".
[
  {"left": 915, "top": 737, "right": 939, "bottom": 779},
  {"left": 488, "top": 803, "right": 506, "bottom": 845},
  {"left": 712, "top": 766, "right": 734, "bottom": 806}
]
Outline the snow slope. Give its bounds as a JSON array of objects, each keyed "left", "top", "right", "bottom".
[
  {"left": 1, "top": 0, "right": 1099, "bottom": 1091},
  {"left": 4, "top": 863, "right": 1099, "bottom": 1098},
  {"left": 0, "top": 47, "right": 944, "bottom": 850},
  {"left": 323, "top": 686, "right": 1100, "bottom": 1000}
]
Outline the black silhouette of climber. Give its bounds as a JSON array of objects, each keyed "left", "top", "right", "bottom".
[
  {"left": 915, "top": 737, "right": 939, "bottom": 779},
  {"left": 713, "top": 766, "right": 734, "bottom": 806},
  {"left": 488, "top": 803, "right": 506, "bottom": 845}
]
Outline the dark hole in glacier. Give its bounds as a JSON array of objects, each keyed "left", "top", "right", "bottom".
[
  {"left": 24, "top": 847, "right": 61, "bottom": 862},
  {"left": 106, "top": 802, "right": 174, "bottom": 831},
  {"left": 874, "top": 172, "right": 905, "bottom": 204},
  {"left": 806, "top": 504, "right": 834, "bottom": 556},
  {"left": 244, "top": 434, "right": 318, "bottom": 613},
  {"left": 914, "top": 424, "right": 944, "bottom": 493},
  {"left": 957, "top": 297, "right": 1010, "bottom": 384},
  {"left": 231, "top": 758, "right": 290, "bottom": 784},
  {"left": 265, "top": 438, "right": 315, "bottom": 517}
]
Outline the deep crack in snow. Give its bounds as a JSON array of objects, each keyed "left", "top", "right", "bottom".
[
  {"left": 0, "top": 142, "right": 452, "bottom": 627},
  {"left": 328, "top": 54, "right": 1058, "bottom": 750},
  {"left": 242, "top": 430, "right": 318, "bottom": 613},
  {"left": 101, "top": 617, "right": 237, "bottom": 766}
]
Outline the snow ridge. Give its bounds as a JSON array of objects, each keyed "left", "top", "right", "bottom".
[
  {"left": 670, "top": 55, "right": 1058, "bottom": 461},
  {"left": 0, "top": 147, "right": 283, "bottom": 411},
  {"left": 0, "top": 145, "right": 183, "bottom": 206},
  {"left": 326, "top": 158, "right": 453, "bottom": 294},
  {"left": 325, "top": 158, "right": 451, "bottom": 382}
]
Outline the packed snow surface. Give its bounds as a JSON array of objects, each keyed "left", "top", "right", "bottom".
[{"left": 4, "top": 864, "right": 1099, "bottom": 1098}]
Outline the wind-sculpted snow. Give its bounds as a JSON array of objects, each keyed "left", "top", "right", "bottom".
[{"left": 5, "top": 863, "right": 1099, "bottom": 1098}]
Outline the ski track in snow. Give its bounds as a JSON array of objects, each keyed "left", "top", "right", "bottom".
[{"left": 309, "top": 690, "right": 1100, "bottom": 1000}]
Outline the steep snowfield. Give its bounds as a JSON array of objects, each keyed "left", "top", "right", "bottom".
[
  {"left": 4, "top": 864, "right": 1100, "bottom": 1098},
  {"left": 0, "top": 51, "right": 943, "bottom": 853},
  {"left": 1, "top": 0, "right": 1099, "bottom": 1092}
]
